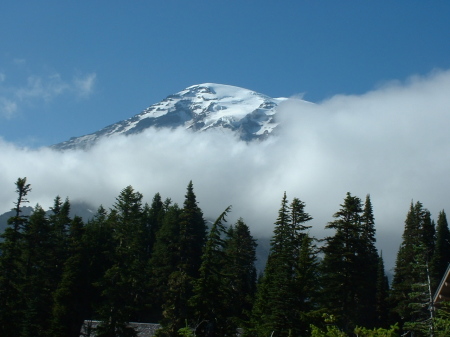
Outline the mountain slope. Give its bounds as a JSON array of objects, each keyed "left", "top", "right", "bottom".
[{"left": 52, "top": 83, "right": 288, "bottom": 150}]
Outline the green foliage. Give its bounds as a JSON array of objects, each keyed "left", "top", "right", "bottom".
[
  {"left": 3, "top": 177, "right": 449, "bottom": 337},
  {"left": 375, "top": 253, "right": 390, "bottom": 327},
  {"left": 310, "top": 315, "right": 347, "bottom": 337},
  {"left": 431, "top": 210, "right": 450, "bottom": 291},
  {"left": 148, "top": 201, "right": 181, "bottom": 322},
  {"left": 434, "top": 302, "right": 450, "bottom": 336},
  {"left": 310, "top": 315, "right": 399, "bottom": 337},
  {"left": 51, "top": 216, "right": 89, "bottom": 337},
  {"left": 158, "top": 182, "right": 207, "bottom": 336},
  {"left": 252, "top": 193, "right": 316, "bottom": 337},
  {"left": 95, "top": 186, "right": 148, "bottom": 333},
  {"left": 320, "top": 193, "right": 380, "bottom": 331},
  {"left": 190, "top": 206, "right": 232, "bottom": 335},
  {"left": 0, "top": 178, "right": 32, "bottom": 336},
  {"left": 353, "top": 324, "right": 399, "bottom": 337},
  {"left": 390, "top": 201, "right": 435, "bottom": 332},
  {"left": 178, "top": 320, "right": 195, "bottom": 337},
  {"left": 223, "top": 218, "right": 257, "bottom": 328}
]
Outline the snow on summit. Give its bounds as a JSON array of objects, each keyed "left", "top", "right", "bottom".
[{"left": 52, "top": 83, "right": 290, "bottom": 150}]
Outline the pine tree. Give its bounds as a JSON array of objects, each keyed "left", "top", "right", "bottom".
[
  {"left": 48, "top": 196, "right": 72, "bottom": 303},
  {"left": 292, "top": 232, "right": 321, "bottom": 334},
  {"left": 190, "top": 206, "right": 234, "bottom": 337},
  {"left": 159, "top": 181, "right": 207, "bottom": 336},
  {"left": 51, "top": 216, "right": 89, "bottom": 337},
  {"left": 391, "top": 201, "right": 435, "bottom": 335},
  {"left": 145, "top": 193, "right": 166, "bottom": 256},
  {"left": 96, "top": 186, "right": 147, "bottom": 337},
  {"left": 375, "top": 253, "right": 390, "bottom": 327},
  {"left": 83, "top": 206, "right": 115, "bottom": 321},
  {"left": 251, "top": 193, "right": 314, "bottom": 337},
  {"left": 0, "top": 177, "right": 31, "bottom": 337},
  {"left": 223, "top": 218, "right": 257, "bottom": 329},
  {"left": 358, "top": 194, "right": 380, "bottom": 328},
  {"left": 20, "top": 204, "right": 54, "bottom": 337},
  {"left": 320, "top": 192, "right": 377, "bottom": 332},
  {"left": 178, "top": 181, "right": 207, "bottom": 279},
  {"left": 148, "top": 201, "right": 181, "bottom": 322},
  {"left": 431, "top": 210, "right": 450, "bottom": 291}
]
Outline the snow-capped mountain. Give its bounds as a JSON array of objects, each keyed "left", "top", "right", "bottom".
[{"left": 52, "top": 83, "right": 288, "bottom": 150}]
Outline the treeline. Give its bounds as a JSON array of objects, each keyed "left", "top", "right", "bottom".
[{"left": 0, "top": 178, "right": 450, "bottom": 337}]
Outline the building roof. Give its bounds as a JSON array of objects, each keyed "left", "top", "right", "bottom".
[
  {"left": 80, "top": 320, "right": 161, "bottom": 337},
  {"left": 433, "top": 264, "right": 450, "bottom": 305}
]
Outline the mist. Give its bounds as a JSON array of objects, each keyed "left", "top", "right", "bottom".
[{"left": 2, "top": 69, "right": 450, "bottom": 271}]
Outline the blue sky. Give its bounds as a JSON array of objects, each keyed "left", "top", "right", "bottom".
[{"left": 1, "top": 1, "right": 450, "bottom": 147}]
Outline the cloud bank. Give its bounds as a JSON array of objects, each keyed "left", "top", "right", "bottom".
[{"left": 2, "top": 69, "right": 450, "bottom": 270}]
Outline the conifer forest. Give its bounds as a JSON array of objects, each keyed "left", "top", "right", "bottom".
[{"left": 1, "top": 177, "right": 450, "bottom": 337}]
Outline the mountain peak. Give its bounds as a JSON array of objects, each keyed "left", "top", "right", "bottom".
[{"left": 52, "top": 84, "right": 288, "bottom": 150}]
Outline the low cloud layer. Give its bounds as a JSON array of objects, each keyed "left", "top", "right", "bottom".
[{"left": 2, "top": 69, "right": 450, "bottom": 271}]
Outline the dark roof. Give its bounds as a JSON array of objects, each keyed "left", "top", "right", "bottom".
[
  {"left": 434, "top": 264, "right": 450, "bottom": 305},
  {"left": 80, "top": 320, "right": 161, "bottom": 337}
]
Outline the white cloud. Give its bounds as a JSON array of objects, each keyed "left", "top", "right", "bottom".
[
  {"left": 0, "top": 97, "right": 18, "bottom": 118},
  {"left": 1, "top": 69, "right": 450, "bottom": 271},
  {"left": 16, "top": 75, "right": 69, "bottom": 101},
  {"left": 0, "top": 70, "right": 96, "bottom": 118},
  {"left": 73, "top": 73, "right": 96, "bottom": 97}
]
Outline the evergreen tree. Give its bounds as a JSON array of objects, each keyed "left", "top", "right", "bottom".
[
  {"left": 390, "top": 201, "right": 435, "bottom": 335},
  {"left": 375, "top": 253, "right": 390, "bottom": 327},
  {"left": 292, "top": 232, "right": 321, "bottom": 334},
  {"left": 223, "top": 218, "right": 257, "bottom": 329},
  {"left": 320, "top": 192, "right": 377, "bottom": 332},
  {"left": 251, "top": 193, "right": 314, "bottom": 337},
  {"left": 83, "top": 206, "right": 115, "bottom": 321},
  {"left": 20, "top": 205, "right": 54, "bottom": 337},
  {"left": 0, "top": 177, "right": 31, "bottom": 337},
  {"left": 148, "top": 201, "right": 181, "bottom": 322},
  {"left": 51, "top": 216, "right": 89, "bottom": 337},
  {"left": 145, "top": 193, "right": 166, "bottom": 256},
  {"left": 96, "top": 186, "right": 147, "bottom": 337},
  {"left": 48, "top": 196, "right": 72, "bottom": 303},
  {"left": 159, "top": 181, "right": 207, "bottom": 337},
  {"left": 358, "top": 194, "right": 380, "bottom": 328},
  {"left": 178, "top": 181, "right": 207, "bottom": 279},
  {"left": 190, "top": 206, "right": 234, "bottom": 337},
  {"left": 431, "top": 210, "right": 450, "bottom": 291}
]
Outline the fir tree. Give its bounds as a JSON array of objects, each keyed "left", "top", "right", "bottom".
[
  {"left": 223, "top": 218, "right": 257, "bottom": 329},
  {"left": 375, "top": 253, "right": 390, "bottom": 327},
  {"left": 251, "top": 193, "right": 314, "bottom": 337},
  {"left": 83, "top": 206, "right": 115, "bottom": 321},
  {"left": 48, "top": 196, "right": 72, "bottom": 303},
  {"left": 431, "top": 210, "right": 450, "bottom": 291},
  {"left": 145, "top": 193, "right": 166, "bottom": 256},
  {"left": 159, "top": 181, "right": 206, "bottom": 336},
  {"left": 148, "top": 201, "right": 181, "bottom": 322},
  {"left": 178, "top": 181, "right": 207, "bottom": 279},
  {"left": 320, "top": 192, "right": 378, "bottom": 331},
  {"left": 51, "top": 216, "right": 89, "bottom": 337},
  {"left": 0, "top": 177, "right": 31, "bottom": 337},
  {"left": 96, "top": 186, "right": 147, "bottom": 336},
  {"left": 358, "top": 194, "right": 380, "bottom": 328},
  {"left": 292, "top": 232, "right": 321, "bottom": 334},
  {"left": 391, "top": 201, "right": 435, "bottom": 335},
  {"left": 190, "top": 206, "right": 234, "bottom": 337},
  {"left": 21, "top": 205, "right": 54, "bottom": 337}
]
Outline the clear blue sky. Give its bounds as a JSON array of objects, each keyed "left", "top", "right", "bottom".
[{"left": 1, "top": 1, "right": 450, "bottom": 147}]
